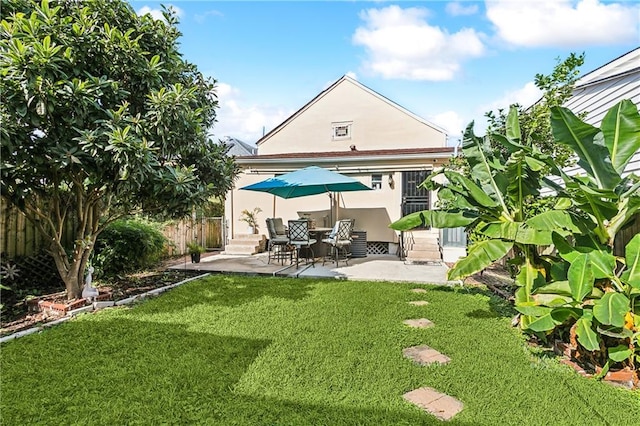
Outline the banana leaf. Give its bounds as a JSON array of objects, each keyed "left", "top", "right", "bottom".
[
  {"left": 447, "top": 239, "right": 513, "bottom": 280},
  {"left": 389, "top": 209, "right": 477, "bottom": 231},
  {"left": 550, "top": 106, "right": 620, "bottom": 190},
  {"left": 621, "top": 233, "right": 640, "bottom": 288},
  {"left": 601, "top": 99, "right": 640, "bottom": 175}
]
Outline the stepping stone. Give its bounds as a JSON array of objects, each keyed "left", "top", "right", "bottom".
[
  {"left": 403, "top": 345, "right": 451, "bottom": 365},
  {"left": 403, "top": 387, "right": 464, "bottom": 421},
  {"left": 411, "top": 288, "right": 428, "bottom": 293},
  {"left": 408, "top": 300, "right": 429, "bottom": 306},
  {"left": 403, "top": 318, "right": 434, "bottom": 328}
]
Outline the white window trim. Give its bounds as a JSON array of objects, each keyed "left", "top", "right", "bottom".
[{"left": 332, "top": 121, "right": 352, "bottom": 141}]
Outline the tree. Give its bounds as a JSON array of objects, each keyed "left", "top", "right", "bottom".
[
  {"left": 1, "top": 1, "right": 239, "bottom": 299},
  {"left": 484, "top": 53, "right": 585, "bottom": 169}
]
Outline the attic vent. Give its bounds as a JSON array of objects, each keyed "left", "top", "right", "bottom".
[{"left": 332, "top": 121, "right": 352, "bottom": 140}]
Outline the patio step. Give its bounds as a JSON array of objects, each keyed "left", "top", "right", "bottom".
[
  {"left": 405, "top": 235, "right": 441, "bottom": 263},
  {"left": 406, "top": 248, "right": 441, "bottom": 262},
  {"left": 223, "top": 244, "right": 261, "bottom": 255},
  {"left": 224, "top": 234, "right": 266, "bottom": 255}
]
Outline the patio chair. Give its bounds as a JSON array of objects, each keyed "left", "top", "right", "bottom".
[
  {"left": 322, "top": 219, "right": 354, "bottom": 266},
  {"left": 288, "top": 219, "right": 317, "bottom": 268},
  {"left": 266, "top": 218, "right": 292, "bottom": 265}
]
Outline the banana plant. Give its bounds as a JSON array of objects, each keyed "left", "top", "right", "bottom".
[
  {"left": 390, "top": 105, "right": 562, "bottom": 309},
  {"left": 519, "top": 100, "right": 640, "bottom": 369}
]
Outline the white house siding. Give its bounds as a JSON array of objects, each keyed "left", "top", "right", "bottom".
[
  {"left": 256, "top": 76, "right": 446, "bottom": 155},
  {"left": 542, "top": 48, "right": 640, "bottom": 193}
]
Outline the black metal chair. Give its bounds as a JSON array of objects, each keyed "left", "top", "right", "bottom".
[
  {"left": 322, "top": 219, "right": 354, "bottom": 266},
  {"left": 266, "top": 218, "right": 292, "bottom": 264},
  {"left": 288, "top": 219, "right": 317, "bottom": 268}
]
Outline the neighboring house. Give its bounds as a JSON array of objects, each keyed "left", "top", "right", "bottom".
[
  {"left": 225, "top": 75, "right": 454, "bottom": 260},
  {"left": 563, "top": 46, "right": 640, "bottom": 177},
  {"left": 542, "top": 47, "right": 640, "bottom": 254},
  {"left": 219, "top": 136, "right": 257, "bottom": 157}
]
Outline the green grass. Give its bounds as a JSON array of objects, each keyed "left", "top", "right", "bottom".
[{"left": 1, "top": 275, "right": 638, "bottom": 425}]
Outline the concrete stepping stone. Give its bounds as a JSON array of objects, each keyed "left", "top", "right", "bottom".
[
  {"left": 408, "top": 300, "right": 429, "bottom": 306},
  {"left": 403, "top": 387, "right": 463, "bottom": 421},
  {"left": 403, "top": 345, "right": 451, "bottom": 365},
  {"left": 411, "top": 288, "right": 428, "bottom": 293},
  {"left": 403, "top": 318, "right": 434, "bottom": 328}
]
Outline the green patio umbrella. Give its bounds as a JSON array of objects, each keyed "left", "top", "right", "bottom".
[
  {"left": 240, "top": 166, "right": 372, "bottom": 222},
  {"left": 240, "top": 166, "right": 372, "bottom": 199}
]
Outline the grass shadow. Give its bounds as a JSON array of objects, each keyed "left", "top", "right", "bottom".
[{"left": 1, "top": 317, "right": 271, "bottom": 424}]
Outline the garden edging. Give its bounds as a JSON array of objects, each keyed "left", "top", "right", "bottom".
[{"left": 0, "top": 273, "right": 210, "bottom": 344}]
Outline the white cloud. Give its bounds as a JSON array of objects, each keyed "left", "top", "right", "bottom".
[
  {"left": 136, "top": 5, "right": 184, "bottom": 21},
  {"left": 194, "top": 10, "right": 223, "bottom": 24},
  {"left": 353, "top": 5, "right": 486, "bottom": 81},
  {"left": 428, "top": 110, "right": 466, "bottom": 137},
  {"left": 481, "top": 81, "right": 543, "bottom": 113},
  {"left": 446, "top": 2, "right": 479, "bottom": 16},
  {"left": 209, "top": 83, "right": 293, "bottom": 144},
  {"left": 486, "top": 0, "right": 639, "bottom": 47}
]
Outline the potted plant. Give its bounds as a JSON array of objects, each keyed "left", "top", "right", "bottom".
[
  {"left": 239, "top": 207, "right": 262, "bottom": 234},
  {"left": 186, "top": 241, "right": 205, "bottom": 263}
]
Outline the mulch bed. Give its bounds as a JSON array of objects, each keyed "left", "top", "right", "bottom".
[{"left": 0, "top": 254, "right": 214, "bottom": 337}]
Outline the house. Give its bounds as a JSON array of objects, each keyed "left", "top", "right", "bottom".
[
  {"left": 564, "top": 46, "right": 640, "bottom": 177},
  {"left": 542, "top": 47, "right": 640, "bottom": 254},
  {"left": 219, "top": 136, "right": 257, "bottom": 157},
  {"left": 225, "top": 75, "right": 454, "bottom": 260}
]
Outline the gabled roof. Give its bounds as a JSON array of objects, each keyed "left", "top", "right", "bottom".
[
  {"left": 255, "top": 75, "right": 447, "bottom": 147},
  {"left": 220, "top": 136, "right": 257, "bottom": 157},
  {"left": 575, "top": 47, "right": 640, "bottom": 88}
]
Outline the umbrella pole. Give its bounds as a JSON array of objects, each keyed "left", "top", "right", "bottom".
[{"left": 272, "top": 195, "right": 276, "bottom": 218}]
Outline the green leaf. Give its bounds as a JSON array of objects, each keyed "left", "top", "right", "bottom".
[
  {"left": 608, "top": 344, "right": 633, "bottom": 363},
  {"left": 601, "top": 99, "right": 640, "bottom": 175},
  {"left": 533, "top": 280, "right": 571, "bottom": 296},
  {"left": 443, "top": 171, "right": 499, "bottom": 208},
  {"left": 568, "top": 254, "right": 593, "bottom": 302},
  {"left": 550, "top": 106, "right": 620, "bottom": 190},
  {"left": 515, "top": 304, "right": 551, "bottom": 316},
  {"left": 593, "top": 293, "right": 630, "bottom": 327},
  {"left": 389, "top": 209, "right": 477, "bottom": 231},
  {"left": 515, "top": 225, "right": 553, "bottom": 245},
  {"left": 447, "top": 240, "right": 513, "bottom": 280},
  {"left": 575, "top": 317, "right": 600, "bottom": 351},
  {"left": 621, "top": 233, "right": 640, "bottom": 288},
  {"left": 552, "top": 232, "right": 579, "bottom": 263},
  {"left": 587, "top": 250, "right": 616, "bottom": 280},
  {"left": 524, "top": 313, "right": 557, "bottom": 332},
  {"left": 481, "top": 222, "right": 518, "bottom": 240},
  {"left": 525, "top": 210, "right": 581, "bottom": 233}
]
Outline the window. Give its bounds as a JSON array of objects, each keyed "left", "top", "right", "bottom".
[
  {"left": 332, "top": 121, "right": 352, "bottom": 140},
  {"left": 371, "top": 174, "right": 382, "bottom": 190}
]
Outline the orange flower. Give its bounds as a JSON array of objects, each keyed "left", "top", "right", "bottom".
[{"left": 624, "top": 312, "right": 634, "bottom": 330}]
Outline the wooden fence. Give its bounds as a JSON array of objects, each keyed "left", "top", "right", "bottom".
[
  {"left": 1, "top": 201, "right": 225, "bottom": 260},
  {"left": 0, "top": 202, "right": 76, "bottom": 259},
  {"left": 162, "top": 217, "right": 224, "bottom": 256}
]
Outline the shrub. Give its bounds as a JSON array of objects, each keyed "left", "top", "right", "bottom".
[{"left": 93, "top": 218, "right": 168, "bottom": 277}]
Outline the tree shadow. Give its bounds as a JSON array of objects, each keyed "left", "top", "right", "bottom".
[{"left": 1, "top": 317, "right": 481, "bottom": 425}]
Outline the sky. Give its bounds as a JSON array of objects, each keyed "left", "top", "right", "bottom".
[{"left": 129, "top": 0, "right": 639, "bottom": 146}]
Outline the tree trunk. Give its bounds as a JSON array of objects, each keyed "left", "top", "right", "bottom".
[{"left": 49, "top": 237, "right": 95, "bottom": 300}]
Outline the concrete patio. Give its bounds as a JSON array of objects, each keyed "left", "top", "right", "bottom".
[{"left": 168, "top": 252, "right": 460, "bottom": 285}]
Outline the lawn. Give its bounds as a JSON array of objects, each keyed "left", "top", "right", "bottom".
[{"left": 1, "top": 275, "right": 638, "bottom": 425}]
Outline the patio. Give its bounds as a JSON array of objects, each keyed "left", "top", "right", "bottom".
[{"left": 168, "top": 252, "right": 459, "bottom": 285}]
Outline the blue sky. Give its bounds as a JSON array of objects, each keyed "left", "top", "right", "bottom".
[{"left": 130, "top": 1, "right": 639, "bottom": 146}]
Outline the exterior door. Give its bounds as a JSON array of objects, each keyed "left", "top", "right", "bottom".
[{"left": 401, "top": 170, "right": 431, "bottom": 229}]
